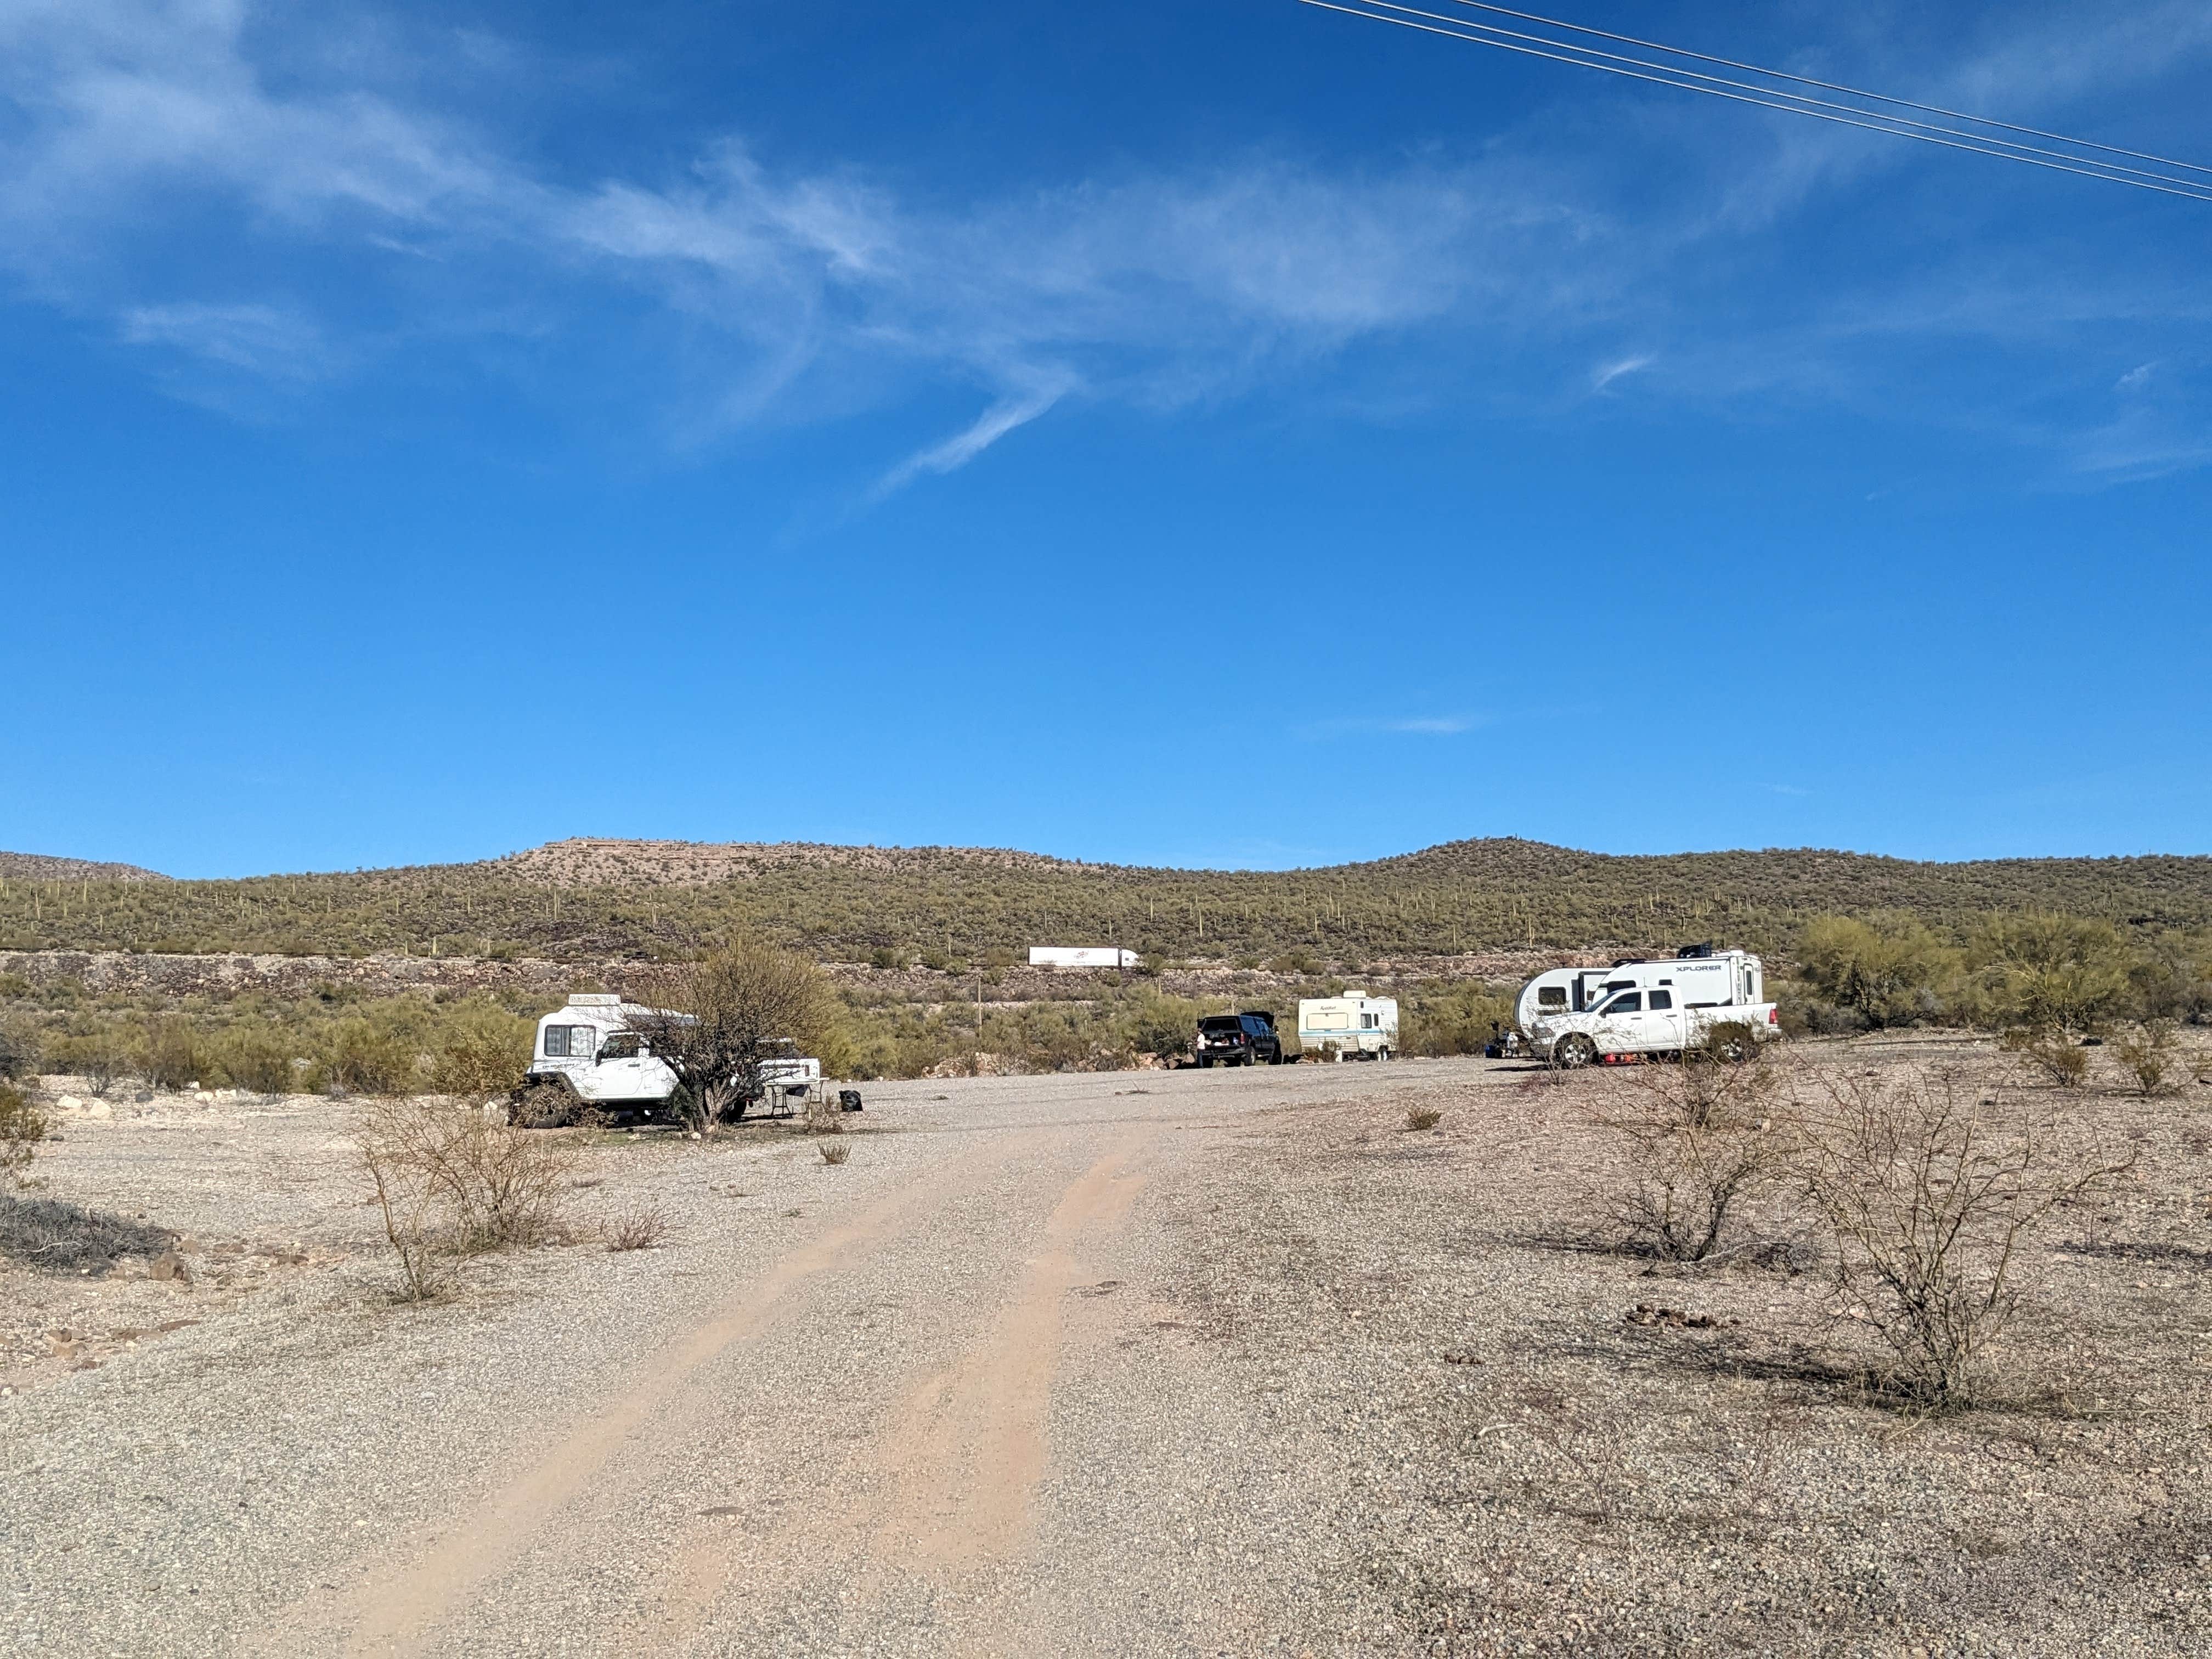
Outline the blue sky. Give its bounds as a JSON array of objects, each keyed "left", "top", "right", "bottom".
[{"left": 3, "top": 0, "right": 2208, "bottom": 878}]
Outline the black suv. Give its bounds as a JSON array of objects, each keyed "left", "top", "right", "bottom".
[{"left": 1195, "top": 1011, "right": 1283, "bottom": 1067}]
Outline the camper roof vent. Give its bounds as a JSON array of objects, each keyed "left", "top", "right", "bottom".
[
  {"left": 567, "top": 993, "right": 623, "bottom": 1007},
  {"left": 1676, "top": 943, "right": 1716, "bottom": 959}
]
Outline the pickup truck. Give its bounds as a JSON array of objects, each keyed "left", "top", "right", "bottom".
[
  {"left": 1527, "top": 987, "right": 1779, "bottom": 1068},
  {"left": 1194, "top": 1012, "right": 1283, "bottom": 1067}
]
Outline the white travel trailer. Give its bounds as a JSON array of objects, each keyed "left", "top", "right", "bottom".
[
  {"left": 1515, "top": 965, "right": 1635, "bottom": 1034},
  {"left": 1298, "top": 993, "right": 1399, "bottom": 1060},
  {"left": 1522, "top": 947, "right": 1776, "bottom": 1067},
  {"left": 1029, "top": 946, "right": 1141, "bottom": 968}
]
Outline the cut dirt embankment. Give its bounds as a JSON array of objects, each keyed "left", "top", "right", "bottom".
[{"left": 0, "top": 948, "right": 1577, "bottom": 1006}]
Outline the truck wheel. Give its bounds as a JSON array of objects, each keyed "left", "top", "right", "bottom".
[
  {"left": 1553, "top": 1034, "right": 1598, "bottom": 1070},
  {"left": 508, "top": 1077, "right": 585, "bottom": 1128}
]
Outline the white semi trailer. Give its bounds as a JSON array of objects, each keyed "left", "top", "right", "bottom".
[
  {"left": 1521, "top": 947, "right": 1776, "bottom": 1068},
  {"left": 1029, "top": 946, "right": 1141, "bottom": 968}
]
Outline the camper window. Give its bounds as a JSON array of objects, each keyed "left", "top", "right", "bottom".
[
  {"left": 1538, "top": 987, "right": 1567, "bottom": 1008},
  {"left": 543, "top": 1025, "right": 592, "bottom": 1059}
]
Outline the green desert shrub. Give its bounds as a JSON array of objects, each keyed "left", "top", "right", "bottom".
[
  {"left": 1401, "top": 980, "right": 1517, "bottom": 1057},
  {"left": 1796, "top": 913, "right": 1958, "bottom": 1029},
  {"left": 139, "top": 1018, "right": 213, "bottom": 1091},
  {"left": 215, "top": 1024, "right": 299, "bottom": 1096}
]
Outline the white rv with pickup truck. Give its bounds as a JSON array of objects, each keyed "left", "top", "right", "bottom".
[
  {"left": 1521, "top": 947, "right": 1776, "bottom": 1068},
  {"left": 1297, "top": 994, "right": 1399, "bottom": 1060},
  {"left": 512, "top": 993, "right": 851, "bottom": 1124}
]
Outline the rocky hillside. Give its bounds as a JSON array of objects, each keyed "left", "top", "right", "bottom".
[
  {"left": 493, "top": 837, "right": 1110, "bottom": 887},
  {"left": 0, "top": 851, "right": 168, "bottom": 884},
  {"left": 2, "top": 834, "right": 2209, "bottom": 965}
]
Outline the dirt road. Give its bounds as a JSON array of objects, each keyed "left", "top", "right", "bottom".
[
  {"left": 11, "top": 1047, "right": 2212, "bottom": 1656},
  {"left": 5, "top": 1060, "right": 1452, "bottom": 1656}
]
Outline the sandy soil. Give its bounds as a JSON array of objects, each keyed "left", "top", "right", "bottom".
[{"left": 3, "top": 1041, "right": 2210, "bottom": 1656}]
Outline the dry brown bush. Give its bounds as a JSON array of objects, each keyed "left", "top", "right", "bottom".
[
  {"left": 1404, "top": 1105, "right": 1443, "bottom": 1132},
  {"left": 1592, "top": 1048, "right": 1784, "bottom": 1263},
  {"left": 1787, "top": 1063, "right": 2132, "bottom": 1406},
  {"left": 357, "top": 1132, "right": 452, "bottom": 1303},
  {"left": 604, "top": 1200, "right": 668, "bottom": 1252},
  {"left": 361, "top": 1097, "right": 577, "bottom": 1254},
  {"left": 2000, "top": 1026, "right": 2090, "bottom": 1088},
  {"left": 820, "top": 1141, "right": 851, "bottom": 1166},
  {"left": 2108, "top": 1021, "right": 2180, "bottom": 1099}
]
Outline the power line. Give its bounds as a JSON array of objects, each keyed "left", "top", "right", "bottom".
[
  {"left": 1392, "top": 1, "right": 2205, "bottom": 191},
  {"left": 1440, "top": 0, "right": 2212, "bottom": 178},
  {"left": 1297, "top": 0, "right": 2212, "bottom": 204}
]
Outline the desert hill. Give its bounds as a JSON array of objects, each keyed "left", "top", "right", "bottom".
[
  {"left": 1, "top": 834, "right": 2207, "bottom": 964},
  {"left": 0, "top": 850, "right": 169, "bottom": 884},
  {"left": 493, "top": 837, "right": 1114, "bottom": 887}
]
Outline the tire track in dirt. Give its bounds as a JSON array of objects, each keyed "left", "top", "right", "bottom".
[
  {"left": 867, "top": 1137, "right": 1148, "bottom": 1574},
  {"left": 645, "top": 1132, "right": 1153, "bottom": 1653},
  {"left": 257, "top": 1156, "right": 970, "bottom": 1659}
]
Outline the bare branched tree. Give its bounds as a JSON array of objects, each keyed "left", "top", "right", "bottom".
[
  {"left": 1788, "top": 1063, "right": 2132, "bottom": 1406},
  {"left": 1593, "top": 1045, "right": 1785, "bottom": 1262},
  {"left": 623, "top": 945, "right": 839, "bottom": 1133},
  {"left": 360, "top": 1096, "right": 575, "bottom": 1257}
]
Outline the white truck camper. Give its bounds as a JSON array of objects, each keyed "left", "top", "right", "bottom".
[
  {"left": 1520, "top": 947, "right": 1777, "bottom": 1068},
  {"left": 528, "top": 994, "right": 677, "bottom": 1105},
  {"left": 1297, "top": 994, "right": 1400, "bottom": 1060},
  {"left": 513, "top": 993, "right": 855, "bottom": 1125}
]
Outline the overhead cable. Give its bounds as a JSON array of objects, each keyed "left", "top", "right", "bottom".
[
  {"left": 1297, "top": 0, "right": 2212, "bottom": 204},
  {"left": 1441, "top": 0, "right": 2212, "bottom": 178}
]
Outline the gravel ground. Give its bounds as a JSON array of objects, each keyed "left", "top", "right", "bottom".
[{"left": 3, "top": 1042, "right": 2209, "bottom": 1656}]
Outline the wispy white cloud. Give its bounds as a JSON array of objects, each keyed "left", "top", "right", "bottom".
[
  {"left": 2, "top": 0, "right": 2208, "bottom": 489},
  {"left": 1300, "top": 713, "right": 1488, "bottom": 739},
  {"left": 1590, "top": 353, "right": 1652, "bottom": 393},
  {"left": 872, "top": 376, "right": 1076, "bottom": 498},
  {"left": 119, "top": 300, "right": 330, "bottom": 379}
]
